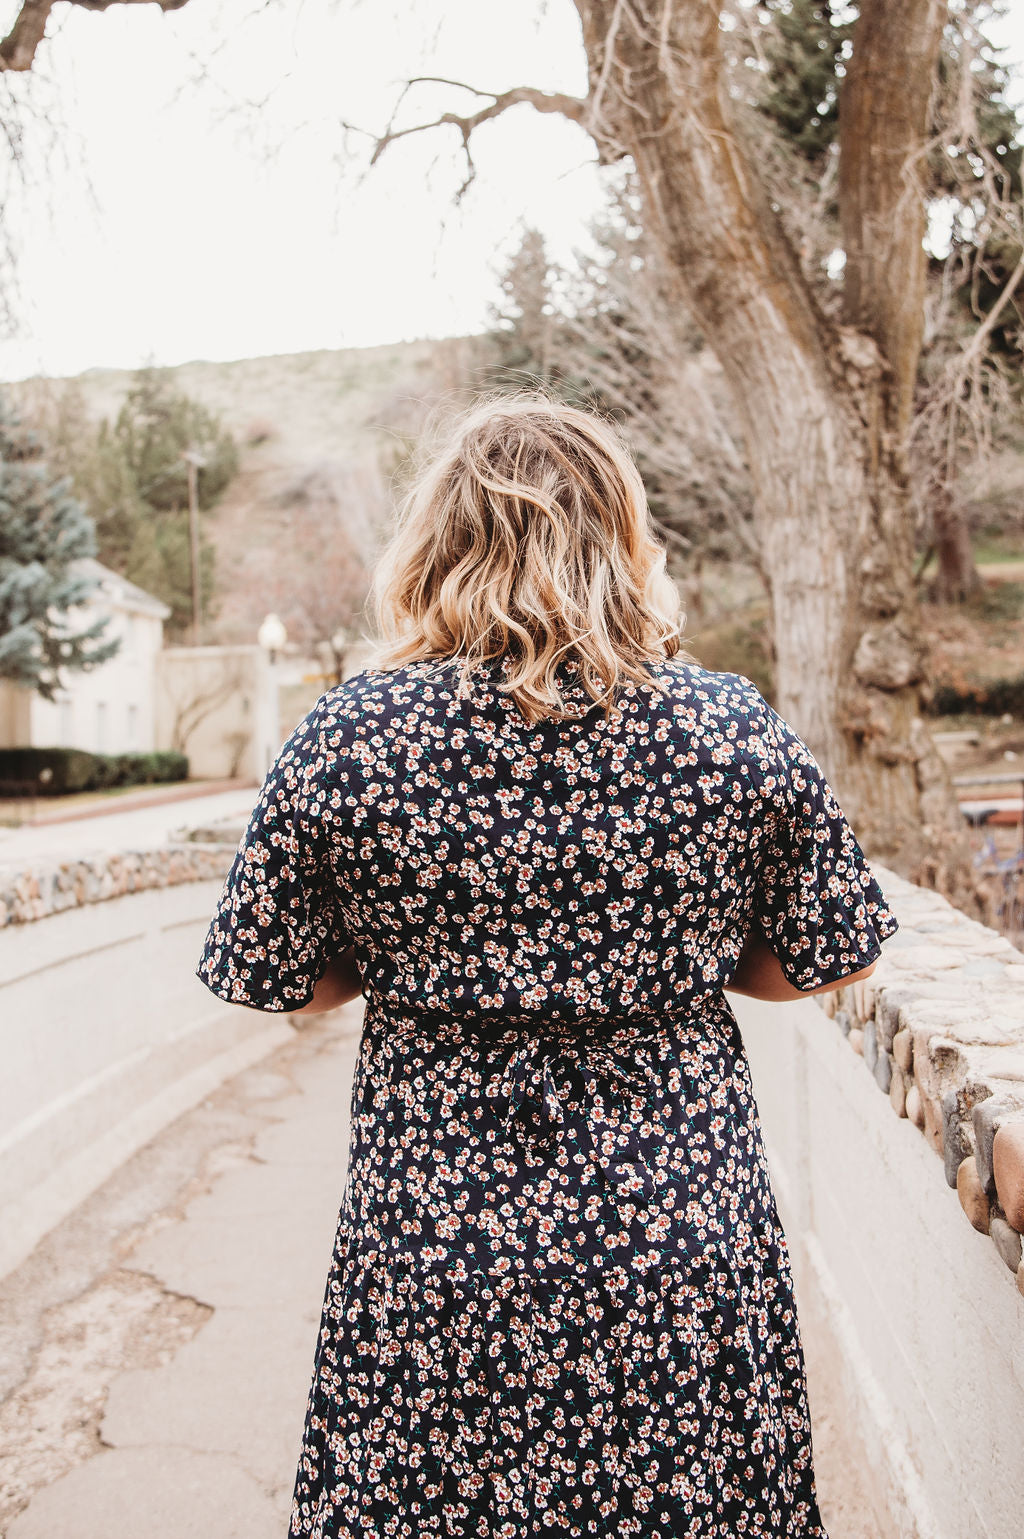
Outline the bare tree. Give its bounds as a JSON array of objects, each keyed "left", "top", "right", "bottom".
[
  {"left": 551, "top": 192, "right": 759, "bottom": 592},
  {"left": 253, "top": 459, "right": 376, "bottom": 680},
  {"left": 5, "top": 0, "right": 1000, "bottom": 890},
  {"left": 491, "top": 207, "right": 759, "bottom": 620},
  {"left": 912, "top": 247, "right": 1024, "bottom": 603},
  {"left": 908, "top": 5, "right": 1024, "bottom": 604}
]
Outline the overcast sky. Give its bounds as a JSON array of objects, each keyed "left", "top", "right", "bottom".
[
  {"left": 0, "top": 0, "right": 1020, "bottom": 383},
  {"left": 0, "top": 0, "right": 605, "bottom": 381}
]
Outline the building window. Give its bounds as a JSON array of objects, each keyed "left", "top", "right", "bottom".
[
  {"left": 127, "top": 702, "right": 138, "bottom": 746},
  {"left": 96, "top": 701, "right": 107, "bottom": 753},
  {"left": 58, "top": 699, "right": 73, "bottom": 747}
]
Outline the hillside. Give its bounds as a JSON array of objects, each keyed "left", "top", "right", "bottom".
[
  {"left": 29, "top": 339, "right": 470, "bottom": 465},
  {"left": 9, "top": 335, "right": 493, "bottom": 646},
  {"left": 7, "top": 338, "right": 1024, "bottom": 712}
]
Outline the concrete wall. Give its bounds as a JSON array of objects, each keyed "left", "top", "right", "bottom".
[
  {"left": 0, "top": 873, "right": 294, "bottom": 1280},
  {"left": 737, "top": 990, "right": 1024, "bottom": 1539},
  {"left": 154, "top": 646, "right": 336, "bottom": 781},
  {"left": 154, "top": 646, "right": 269, "bottom": 782}
]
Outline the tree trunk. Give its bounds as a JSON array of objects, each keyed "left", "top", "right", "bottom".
[
  {"left": 838, "top": 0, "right": 947, "bottom": 440},
  {"left": 931, "top": 485, "right": 983, "bottom": 603},
  {"left": 573, "top": 0, "right": 964, "bottom": 876}
]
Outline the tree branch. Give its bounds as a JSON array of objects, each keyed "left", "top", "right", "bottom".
[
  {"left": 0, "top": 0, "right": 53, "bottom": 69},
  {"left": 0, "top": 0, "right": 191, "bottom": 72},
  {"left": 367, "top": 79, "right": 590, "bottom": 200},
  {"left": 911, "top": 239, "right": 1024, "bottom": 507}
]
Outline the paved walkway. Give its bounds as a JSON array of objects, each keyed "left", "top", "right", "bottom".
[
  {"left": 0, "top": 786, "right": 260, "bottom": 865},
  {"left": 0, "top": 1002, "right": 361, "bottom": 1538},
  {"left": 3, "top": 778, "right": 257, "bottom": 828},
  {"left": 0, "top": 1001, "right": 883, "bottom": 1538}
]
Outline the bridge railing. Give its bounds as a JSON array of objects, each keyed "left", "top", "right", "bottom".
[
  {"left": 0, "top": 838, "right": 293, "bottom": 1279},
  {"left": 736, "top": 865, "right": 1024, "bottom": 1539}
]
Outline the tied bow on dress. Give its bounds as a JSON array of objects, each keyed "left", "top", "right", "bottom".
[{"left": 486, "top": 1031, "right": 661, "bottom": 1205}]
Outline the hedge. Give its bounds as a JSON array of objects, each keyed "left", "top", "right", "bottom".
[
  {"left": 0, "top": 746, "right": 189, "bottom": 796},
  {"left": 928, "top": 676, "right": 1024, "bottom": 719}
]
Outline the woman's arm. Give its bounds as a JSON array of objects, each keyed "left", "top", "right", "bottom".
[
  {"left": 725, "top": 928, "right": 878, "bottom": 1003},
  {"left": 290, "top": 947, "right": 364, "bottom": 1017}
]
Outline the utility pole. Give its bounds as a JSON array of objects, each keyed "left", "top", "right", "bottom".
[{"left": 181, "top": 446, "right": 207, "bottom": 647}]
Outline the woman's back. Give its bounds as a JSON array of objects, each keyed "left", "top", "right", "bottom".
[
  {"left": 195, "top": 393, "right": 897, "bottom": 1538},
  {"left": 199, "top": 653, "right": 893, "bottom": 1024},
  {"left": 197, "top": 652, "right": 895, "bottom": 1539}
]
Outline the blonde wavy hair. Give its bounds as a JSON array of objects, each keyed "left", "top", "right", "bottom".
[{"left": 367, "top": 392, "right": 692, "bottom": 724}]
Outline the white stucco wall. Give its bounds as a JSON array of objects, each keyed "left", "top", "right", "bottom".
[
  {"left": 0, "top": 559, "right": 169, "bottom": 756},
  {"left": 0, "top": 866, "right": 294, "bottom": 1279},
  {"left": 736, "top": 991, "right": 1024, "bottom": 1539},
  {"left": 30, "top": 604, "right": 165, "bottom": 755},
  {"left": 154, "top": 645, "right": 358, "bottom": 781},
  {"left": 154, "top": 645, "right": 269, "bottom": 781}
]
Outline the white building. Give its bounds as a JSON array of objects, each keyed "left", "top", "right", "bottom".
[{"left": 0, "top": 558, "right": 170, "bottom": 754}]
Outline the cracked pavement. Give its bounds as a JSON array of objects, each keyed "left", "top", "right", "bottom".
[
  {"left": 0, "top": 994, "right": 881, "bottom": 1538},
  {"left": 1, "top": 1001, "right": 363, "bottom": 1538}
]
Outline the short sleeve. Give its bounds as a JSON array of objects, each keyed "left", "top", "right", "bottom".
[
  {"left": 740, "top": 678, "right": 900, "bottom": 991},
  {"left": 194, "top": 696, "right": 350, "bottom": 1012}
]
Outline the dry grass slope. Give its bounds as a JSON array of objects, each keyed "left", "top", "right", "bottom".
[{"left": 10, "top": 336, "right": 493, "bottom": 646}]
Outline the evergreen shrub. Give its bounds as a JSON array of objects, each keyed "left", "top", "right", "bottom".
[
  {"left": 928, "top": 676, "right": 1024, "bottom": 718},
  {"left": 0, "top": 746, "right": 190, "bottom": 795}
]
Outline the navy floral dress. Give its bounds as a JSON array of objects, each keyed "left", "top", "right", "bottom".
[{"left": 196, "top": 655, "right": 898, "bottom": 1539}]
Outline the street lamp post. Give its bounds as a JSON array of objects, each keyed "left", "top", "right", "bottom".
[
  {"left": 257, "top": 612, "right": 288, "bottom": 773},
  {"left": 330, "top": 625, "right": 348, "bottom": 687},
  {"left": 181, "top": 446, "right": 208, "bottom": 648}
]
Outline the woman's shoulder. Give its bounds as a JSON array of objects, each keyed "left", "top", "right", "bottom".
[
  {"left": 640, "top": 659, "right": 785, "bottom": 772},
  {"left": 310, "top": 658, "right": 457, "bottom": 740},
  {"left": 643, "top": 656, "right": 768, "bottom": 717}
]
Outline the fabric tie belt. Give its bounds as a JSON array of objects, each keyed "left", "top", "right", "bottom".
[
  {"left": 490, "top": 1037, "right": 657, "bottom": 1134},
  {"left": 485, "top": 1032, "right": 662, "bottom": 1204}
]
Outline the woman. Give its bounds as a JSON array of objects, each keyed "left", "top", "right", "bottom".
[{"left": 196, "top": 394, "right": 898, "bottom": 1539}]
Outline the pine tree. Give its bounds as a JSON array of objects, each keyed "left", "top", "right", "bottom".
[
  {"left": 490, "top": 228, "right": 556, "bottom": 383},
  {"left": 756, "top": 0, "right": 852, "bottom": 168},
  {"left": 113, "top": 366, "right": 238, "bottom": 513},
  {"left": 23, "top": 368, "right": 239, "bottom": 637},
  {"left": 103, "top": 367, "right": 237, "bottom": 635},
  {"left": 0, "top": 394, "right": 120, "bottom": 700},
  {"left": 23, "top": 379, "right": 146, "bottom": 574}
]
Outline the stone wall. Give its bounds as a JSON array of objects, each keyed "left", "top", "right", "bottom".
[
  {"left": 0, "top": 844, "right": 234, "bottom": 929},
  {"left": 824, "top": 866, "right": 1024, "bottom": 1291},
  {"left": 735, "top": 865, "right": 1024, "bottom": 1539}
]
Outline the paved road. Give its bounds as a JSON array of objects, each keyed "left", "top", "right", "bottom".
[
  {"left": 0, "top": 787, "right": 260, "bottom": 865},
  {"left": 0, "top": 998, "right": 884, "bottom": 1538}
]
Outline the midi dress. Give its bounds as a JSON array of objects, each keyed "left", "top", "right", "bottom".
[{"left": 195, "top": 654, "right": 899, "bottom": 1539}]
